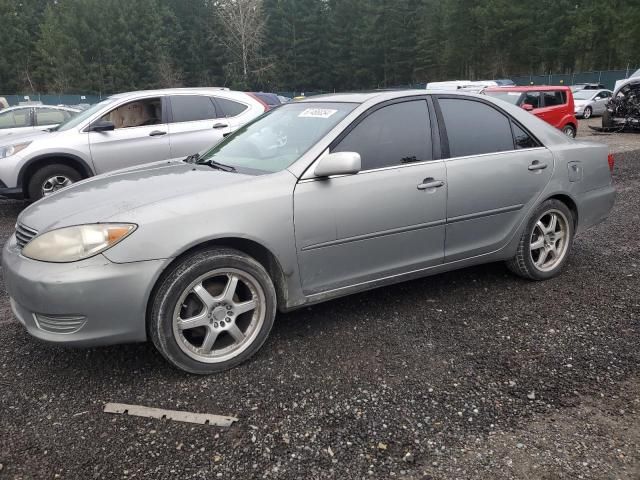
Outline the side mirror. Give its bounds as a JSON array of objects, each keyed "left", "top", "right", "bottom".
[
  {"left": 88, "top": 120, "right": 115, "bottom": 132},
  {"left": 521, "top": 103, "right": 534, "bottom": 112},
  {"left": 314, "top": 151, "right": 361, "bottom": 178}
]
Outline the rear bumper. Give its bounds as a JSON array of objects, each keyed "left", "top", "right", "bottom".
[
  {"left": 577, "top": 184, "right": 616, "bottom": 233},
  {"left": 2, "top": 235, "right": 167, "bottom": 347}
]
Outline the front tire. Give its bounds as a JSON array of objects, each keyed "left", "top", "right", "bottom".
[
  {"left": 582, "top": 106, "right": 592, "bottom": 119},
  {"left": 506, "top": 199, "right": 574, "bottom": 281},
  {"left": 27, "top": 163, "right": 82, "bottom": 201},
  {"left": 149, "top": 247, "right": 277, "bottom": 374}
]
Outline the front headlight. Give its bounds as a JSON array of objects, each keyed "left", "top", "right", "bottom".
[
  {"left": 0, "top": 142, "right": 32, "bottom": 158},
  {"left": 22, "top": 223, "right": 136, "bottom": 262}
]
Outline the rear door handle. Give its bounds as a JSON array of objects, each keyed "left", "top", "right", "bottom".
[
  {"left": 417, "top": 178, "right": 445, "bottom": 190},
  {"left": 528, "top": 160, "right": 547, "bottom": 171},
  {"left": 149, "top": 130, "right": 167, "bottom": 137},
  {"left": 213, "top": 123, "right": 229, "bottom": 129}
]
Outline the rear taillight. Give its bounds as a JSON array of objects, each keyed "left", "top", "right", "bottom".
[{"left": 608, "top": 153, "right": 615, "bottom": 172}]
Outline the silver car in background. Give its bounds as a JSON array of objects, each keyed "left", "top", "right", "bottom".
[
  {"left": 573, "top": 89, "right": 613, "bottom": 118},
  {"left": 0, "top": 105, "right": 80, "bottom": 137},
  {"left": 0, "top": 88, "right": 266, "bottom": 200},
  {"left": 2, "top": 90, "right": 615, "bottom": 374}
]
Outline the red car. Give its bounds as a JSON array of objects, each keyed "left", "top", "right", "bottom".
[{"left": 484, "top": 86, "right": 578, "bottom": 138}]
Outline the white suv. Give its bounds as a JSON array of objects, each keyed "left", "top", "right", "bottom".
[{"left": 0, "top": 88, "right": 267, "bottom": 200}]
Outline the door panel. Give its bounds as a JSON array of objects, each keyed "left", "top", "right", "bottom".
[
  {"left": 89, "top": 124, "right": 171, "bottom": 174},
  {"left": 445, "top": 148, "right": 553, "bottom": 260},
  {"left": 294, "top": 162, "right": 447, "bottom": 294},
  {"left": 168, "top": 120, "right": 227, "bottom": 160}
]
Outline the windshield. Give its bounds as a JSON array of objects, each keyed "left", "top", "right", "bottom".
[
  {"left": 199, "top": 102, "right": 356, "bottom": 173},
  {"left": 55, "top": 98, "right": 113, "bottom": 131},
  {"left": 484, "top": 91, "right": 523, "bottom": 105},
  {"left": 573, "top": 90, "right": 595, "bottom": 100}
]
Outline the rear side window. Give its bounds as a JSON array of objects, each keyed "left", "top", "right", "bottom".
[
  {"left": 171, "top": 95, "right": 218, "bottom": 123},
  {"left": 511, "top": 122, "right": 538, "bottom": 149},
  {"left": 35, "top": 108, "right": 73, "bottom": 126},
  {"left": 438, "top": 98, "right": 514, "bottom": 157},
  {"left": 542, "top": 91, "right": 566, "bottom": 107},
  {"left": 216, "top": 97, "right": 248, "bottom": 117},
  {"left": 334, "top": 100, "right": 431, "bottom": 170}
]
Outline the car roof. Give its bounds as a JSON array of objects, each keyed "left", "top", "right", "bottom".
[
  {"left": 484, "top": 85, "right": 571, "bottom": 92},
  {"left": 109, "top": 87, "right": 232, "bottom": 100},
  {"left": 298, "top": 89, "right": 500, "bottom": 105}
]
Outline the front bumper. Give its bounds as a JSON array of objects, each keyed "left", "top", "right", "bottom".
[
  {"left": 0, "top": 179, "right": 22, "bottom": 199},
  {"left": 2, "top": 235, "right": 167, "bottom": 347}
]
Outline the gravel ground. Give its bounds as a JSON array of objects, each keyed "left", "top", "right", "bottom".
[
  {"left": 0, "top": 142, "right": 639, "bottom": 479},
  {"left": 578, "top": 116, "right": 640, "bottom": 153}
]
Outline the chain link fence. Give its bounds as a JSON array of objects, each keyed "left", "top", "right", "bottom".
[{"left": 511, "top": 68, "right": 639, "bottom": 90}]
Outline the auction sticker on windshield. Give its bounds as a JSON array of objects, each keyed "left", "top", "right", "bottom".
[{"left": 298, "top": 108, "right": 338, "bottom": 118}]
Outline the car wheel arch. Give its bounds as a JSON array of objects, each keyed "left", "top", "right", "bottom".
[
  {"left": 545, "top": 193, "right": 578, "bottom": 228},
  {"left": 19, "top": 154, "right": 93, "bottom": 194},
  {"left": 145, "top": 237, "right": 290, "bottom": 330}
]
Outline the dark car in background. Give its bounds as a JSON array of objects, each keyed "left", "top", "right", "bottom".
[{"left": 248, "top": 92, "right": 282, "bottom": 110}]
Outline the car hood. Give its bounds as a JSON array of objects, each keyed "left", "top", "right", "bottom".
[
  {"left": 574, "top": 100, "right": 589, "bottom": 107},
  {"left": 18, "top": 161, "right": 255, "bottom": 233},
  {"left": 0, "top": 129, "right": 52, "bottom": 146}
]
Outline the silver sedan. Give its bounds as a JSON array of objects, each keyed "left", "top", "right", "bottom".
[
  {"left": 2, "top": 90, "right": 616, "bottom": 374},
  {"left": 573, "top": 89, "right": 613, "bottom": 118}
]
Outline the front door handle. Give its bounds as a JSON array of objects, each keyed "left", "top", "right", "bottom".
[
  {"left": 149, "top": 130, "right": 167, "bottom": 136},
  {"left": 417, "top": 178, "right": 445, "bottom": 190},
  {"left": 213, "top": 123, "right": 229, "bottom": 129},
  {"left": 528, "top": 160, "right": 548, "bottom": 171}
]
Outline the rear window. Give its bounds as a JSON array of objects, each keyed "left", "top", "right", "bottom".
[{"left": 216, "top": 97, "right": 248, "bottom": 117}]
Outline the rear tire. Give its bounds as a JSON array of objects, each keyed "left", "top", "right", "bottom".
[
  {"left": 27, "top": 163, "right": 82, "bottom": 201},
  {"left": 506, "top": 199, "right": 574, "bottom": 281},
  {"left": 562, "top": 124, "right": 577, "bottom": 138},
  {"left": 149, "top": 247, "right": 277, "bottom": 374}
]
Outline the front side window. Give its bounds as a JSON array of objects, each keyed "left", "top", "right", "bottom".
[
  {"left": 35, "top": 108, "right": 73, "bottom": 126},
  {"left": 522, "top": 91, "right": 541, "bottom": 108},
  {"left": 0, "top": 108, "right": 31, "bottom": 129},
  {"left": 199, "top": 102, "right": 356, "bottom": 173},
  {"left": 333, "top": 100, "right": 431, "bottom": 170},
  {"left": 170, "top": 95, "right": 218, "bottom": 123},
  {"left": 542, "top": 91, "right": 566, "bottom": 107},
  {"left": 216, "top": 97, "right": 248, "bottom": 117},
  {"left": 439, "top": 98, "right": 514, "bottom": 157},
  {"left": 483, "top": 91, "right": 524, "bottom": 105},
  {"left": 101, "top": 97, "right": 162, "bottom": 129}
]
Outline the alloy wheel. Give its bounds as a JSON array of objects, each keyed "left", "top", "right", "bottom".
[
  {"left": 583, "top": 107, "right": 592, "bottom": 119},
  {"left": 172, "top": 268, "right": 266, "bottom": 363},
  {"left": 42, "top": 175, "right": 73, "bottom": 196},
  {"left": 529, "top": 209, "right": 570, "bottom": 272}
]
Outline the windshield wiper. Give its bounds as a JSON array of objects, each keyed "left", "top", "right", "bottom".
[
  {"left": 184, "top": 153, "right": 236, "bottom": 172},
  {"left": 203, "top": 159, "right": 237, "bottom": 172}
]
